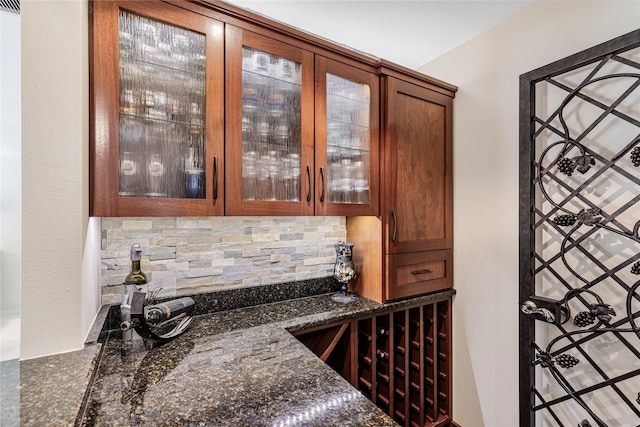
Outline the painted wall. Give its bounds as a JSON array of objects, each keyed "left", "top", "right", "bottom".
[
  {"left": 21, "top": 0, "right": 101, "bottom": 360},
  {"left": 1, "top": 11, "right": 21, "bottom": 314},
  {"left": 418, "top": 1, "right": 640, "bottom": 426}
]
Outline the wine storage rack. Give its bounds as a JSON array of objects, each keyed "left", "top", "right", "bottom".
[{"left": 294, "top": 296, "right": 453, "bottom": 427}]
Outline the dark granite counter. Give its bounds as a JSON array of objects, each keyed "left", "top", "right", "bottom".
[
  {"left": 1, "top": 343, "right": 102, "bottom": 426},
  {"left": 10, "top": 279, "right": 455, "bottom": 427}
]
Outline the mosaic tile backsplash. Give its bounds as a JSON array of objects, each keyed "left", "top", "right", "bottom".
[{"left": 100, "top": 216, "right": 346, "bottom": 305}]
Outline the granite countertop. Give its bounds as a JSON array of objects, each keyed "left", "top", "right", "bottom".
[{"left": 10, "top": 281, "right": 455, "bottom": 427}]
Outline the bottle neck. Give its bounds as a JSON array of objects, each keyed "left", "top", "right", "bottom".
[{"left": 131, "top": 259, "right": 141, "bottom": 273}]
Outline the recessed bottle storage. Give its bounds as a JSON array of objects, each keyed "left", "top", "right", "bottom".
[
  {"left": 357, "top": 317, "right": 374, "bottom": 400},
  {"left": 354, "top": 299, "right": 452, "bottom": 427},
  {"left": 436, "top": 300, "right": 451, "bottom": 422},
  {"left": 118, "top": 10, "right": 206, "bottom": 199},
  {"left": 375, "top": 313, "right": 391, "bottom": 410},
  {"left": 408, "top": 307, "right": 422, "bottom": 427},
  {"left": 393, "top": 310, "right": 407, "bottom": 425},
  {"left": 305, "top": 297, "right": 453, "bottom": 427},
  {"left": 424, "top": 303, "right": 436, "bottom": 424},
  {"left": 292, "top": 320, "right": 354, "bottom": 382}
]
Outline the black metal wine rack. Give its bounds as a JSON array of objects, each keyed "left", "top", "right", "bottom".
[{"left": 520, "top": 30, "right": 640, "bottom": 427}]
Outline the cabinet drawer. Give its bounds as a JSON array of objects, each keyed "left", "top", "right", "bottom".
[{"left": 386, "top": 250, "right": 452, "bottom": 301}]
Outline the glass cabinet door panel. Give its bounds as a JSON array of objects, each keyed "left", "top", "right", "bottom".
[
  {"left": 118, "top": 11, "right": 206, "bottom": 199},
  {"left": 240, "top": 47, "right": 302, "bottom": 202},
  {"left": 325, "top": 73, "right": 371, "bottom": 205}
]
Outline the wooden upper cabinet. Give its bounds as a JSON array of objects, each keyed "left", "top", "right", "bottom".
[
  {"left": 315, "top": 56, "right": 380, "bottom": 216},
  {"left": 90, "top": 0, "right": 225, "bottom": 216},
  {"left": 90, "top": 1, "right": 453, "bottom": 220},
  {"left": 383, "top": 77, "right": 453, "bottom": 254},
  {"left": 224, "top": 26, "right": 315, "bottom": 216}
]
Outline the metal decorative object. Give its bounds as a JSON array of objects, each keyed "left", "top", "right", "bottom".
[
  {"left": 121, "top": 290, "right": 195, "bottom": 346},
  {"left": 519, "top": 30, "right": 640, "bottom": 427},
  {"left": 332, "top": 241, "right": 358, "bottom": 303}
]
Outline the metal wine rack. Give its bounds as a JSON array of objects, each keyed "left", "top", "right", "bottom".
[{"left": 519, "top": 30, "right": 640, "bottom": 427}]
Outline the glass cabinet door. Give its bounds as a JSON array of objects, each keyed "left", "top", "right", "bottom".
[
  {"left": 240, "top": 46, "right": 302, "bottom": 202},
  {"left": 118, "top": 10, "right": 206, "bottom": 199},
  {"left": 91, "top": 1, "right": 224, "bottom": 216},
  {"left": 315, "top": 57, "right": 379, "bottom": 216},
  {"left": 226, "top": 27, "right": 314, "bottom": 215}
]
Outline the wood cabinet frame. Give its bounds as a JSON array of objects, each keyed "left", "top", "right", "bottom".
[
  {"left": 224, "top": 26, "right": 315, "bottom": 216},
  {"left": 90, "top": 0, "right": 225, "bottom": 216},
  {"left": 314, "top": 56, "right": 380, "bottom": 216}
]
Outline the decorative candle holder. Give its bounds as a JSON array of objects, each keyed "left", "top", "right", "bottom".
[{"left": 332, "top": 241, "right": 358, "bottom": 303}]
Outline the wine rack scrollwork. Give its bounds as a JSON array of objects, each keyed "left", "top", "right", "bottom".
[{"left": 520, "top": 30, "right": 640, "bottom": 427}]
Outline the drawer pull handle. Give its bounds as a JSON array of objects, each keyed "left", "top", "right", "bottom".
[{"left": 411, "top": 269, "right": 433, "bottom": 275}]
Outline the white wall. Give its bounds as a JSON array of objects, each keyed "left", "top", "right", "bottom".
[
  {"left": 21, "top": 0, "right": 100, "bottom": 360},
  {"left": 418, "top": 1, "right": 640, "bottom": 426},
  {"left": 1, "top": 11, "right": 21, "bottom": 314}
]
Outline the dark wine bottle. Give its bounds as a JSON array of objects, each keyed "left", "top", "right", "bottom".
[
  {"left": 376, "top": 349, "right": 388, "bottom": 360},
  {"left": 377, "top": 327, "right": 389, "bottom": 336},
  {"left": 121, "top": 243, "right": 148, "bottom": 341}
]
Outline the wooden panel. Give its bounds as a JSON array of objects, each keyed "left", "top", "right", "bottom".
[
  {"left": 292, "top": 320, "right": 354, "bottom": 382},
  {"left": 346, "top": 216, "right": 383, "bottom": 302},
  {"left": 386, "top": 250, "right": 453, "bottom": 301},
  {"left": 383, "top": 77, "right": 453, "bottom": 254}
]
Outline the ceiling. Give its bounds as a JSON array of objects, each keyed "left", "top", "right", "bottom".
[{"left": 224, "top": 0, "right": 537, "bottom": 70}]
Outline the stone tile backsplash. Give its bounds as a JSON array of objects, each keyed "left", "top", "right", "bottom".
[{"left": 100, "top": 216, "right": 346, "bottom": 305}]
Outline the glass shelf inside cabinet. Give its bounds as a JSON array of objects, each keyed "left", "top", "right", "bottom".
[
  {"left": 325, "top": 73, "right": 371, "bottom": 205},
  {"left": 241, "top": 47, "right": 303, "bottom": 202},
  {"left": 118, "top": 10, "right": 206, "bottom": 199}
]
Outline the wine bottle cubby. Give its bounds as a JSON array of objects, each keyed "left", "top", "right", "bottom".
[{"left": 295, "top": 295, "right": 453, "bottom": 427}]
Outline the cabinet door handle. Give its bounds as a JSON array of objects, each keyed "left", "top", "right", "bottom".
[
  {"left": 306, "top": 165, "right": 311, "bottom": 203},
  {"left": 319, "top": 167, "right": 325, "bottom": 203},
  {"left": 411, "top": 269, "right": 433, "bottom": 275},
  {"left": 391, "top": 211, "right": 397, "bottom": 243},
  {"left": 213, "top": 156, "right": 218, "bottom": 200}
]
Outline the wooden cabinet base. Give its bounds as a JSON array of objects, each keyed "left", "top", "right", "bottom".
[{"left": 293, "top": 297, "right": 453, "bottom": 427}]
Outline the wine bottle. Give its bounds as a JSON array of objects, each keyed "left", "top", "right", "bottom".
[
  {"left": 376, "top": 349, "right": 389, "bottom": 360},
  {"left": 124, "top": 243, "right": 148, "bottom": 287},
  {"left": 121, "top": 243, "right": 148, "bottom": 341}
]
